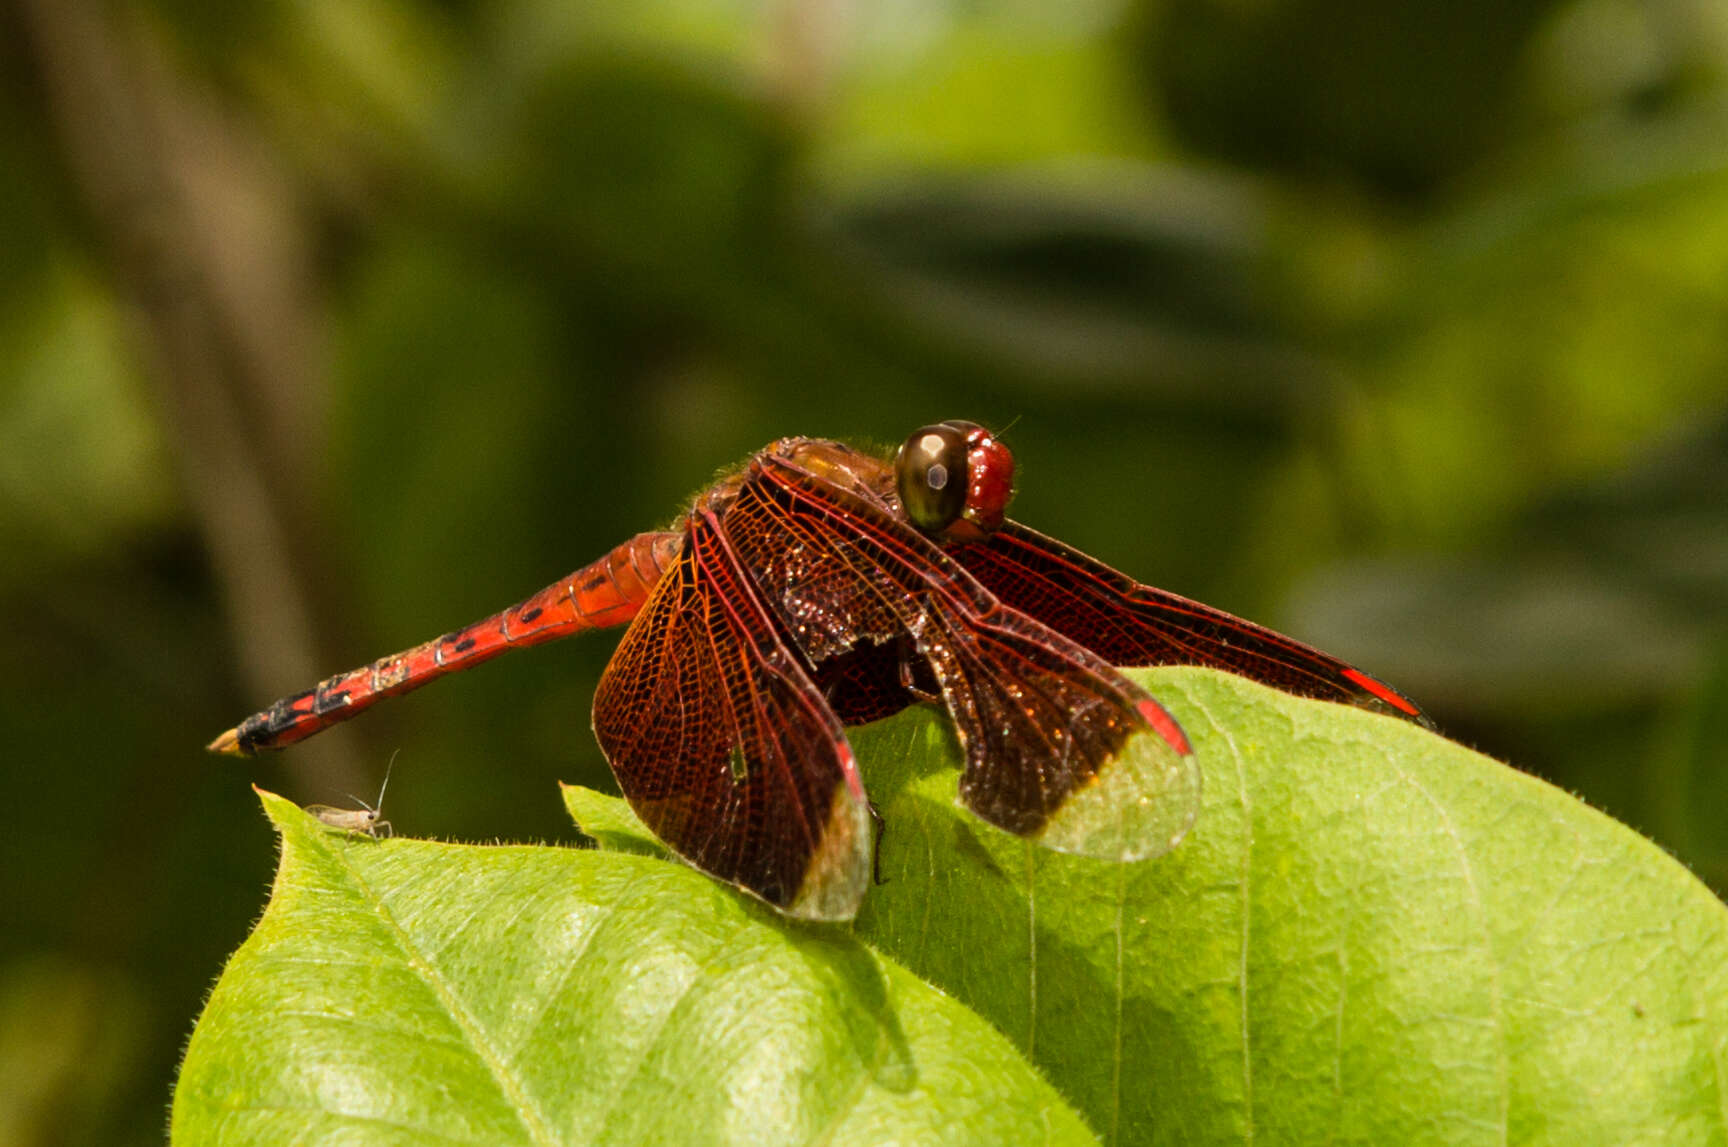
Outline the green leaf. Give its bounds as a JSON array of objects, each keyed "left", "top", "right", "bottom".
[
  {"left": 172, "top": 791, "right": 1095, "bottom": 1146},
  {"left": 843, "top": 666, "right": 1728, "bottom": 1145},
  {"left": 561, "top": 780, "right": 665, "bottom": 857},
  {"left": 182, "top": 667, "right": 1728, "bottom": 1146}
]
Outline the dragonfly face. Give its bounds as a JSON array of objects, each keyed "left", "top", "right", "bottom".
[{"left": 213, "top": 421, "right": 1426, "bottom": 921}]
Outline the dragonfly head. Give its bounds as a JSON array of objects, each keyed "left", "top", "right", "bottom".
[{"left": 895, "top": 421, "right": 1015, "bottom": 542}]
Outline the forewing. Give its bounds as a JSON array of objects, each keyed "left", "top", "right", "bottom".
[
  {"left": 951, "top": 522, "right": 1430, "bottom": 725},
  {"left": 732, "top": 458, "right": 1200, "bottom": 861},
  {"left": 592, "top": 515, "right": 871, "bottom": 921}
]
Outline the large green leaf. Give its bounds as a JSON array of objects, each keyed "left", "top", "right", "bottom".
[
  {"left": 566, "top": 667, "right": 1728, "bottom": 1143},
  {"left": 171, "top": 791, "right": 1095, "bottom": 1146},
  {"left": 179, "top": 667, "right": 1728, "bottom": 1146},
  {"left": 845, "top": 667, "right": 1728, "bottom": 1145}
]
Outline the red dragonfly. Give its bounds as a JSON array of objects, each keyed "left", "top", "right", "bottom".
[{"left": 211, "top": 421, "right": 1425, "bottom": 921}]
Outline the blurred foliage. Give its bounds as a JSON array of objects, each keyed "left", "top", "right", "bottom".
[{"left": 4, "top": 0, "right": 1728, "bottom": 1141}]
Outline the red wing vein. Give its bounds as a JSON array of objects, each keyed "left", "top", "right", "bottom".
[
  {"left": 938, "top": 613, "right": 1079, "bottom": 811},
  {"left": 593, "top": 515, "right": 866, "bottom": 915},
  {"left": 693, "top": 525, "right": 817, "bottom": 852},
  {"left": 743, "top": 461, "right": 1167, "bottom": 834},
  {"left": 964, "top": 527, "right": 1397, "bottom": 706}
]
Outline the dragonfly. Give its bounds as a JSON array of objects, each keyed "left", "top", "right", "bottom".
[{"left": 210, "top": 421, "right": 1425, "bottom": 921}]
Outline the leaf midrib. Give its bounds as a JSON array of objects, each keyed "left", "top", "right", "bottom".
[{"left": 310, "top": 831, "right": 562, "bottom": 1147}]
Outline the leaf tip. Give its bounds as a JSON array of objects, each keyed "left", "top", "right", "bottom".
[
  {"left": 251, "top": 786, "right": 308, "bottom": 832},
  {"left": 560, "top": 782, "right": 667, "bottom": 857}
]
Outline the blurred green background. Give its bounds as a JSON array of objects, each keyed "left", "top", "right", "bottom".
[{"left": 5, "top": 0, "right": 1728, "bottom": 1141}]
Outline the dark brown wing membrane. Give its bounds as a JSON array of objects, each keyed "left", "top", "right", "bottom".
[
  {"left": 808, "top": 637, "right": 934, "bottom": 727},
  {"left": 729, "top": 457, "right": 1200, "bottom": 860},
  {"left": 914, "top": 593, "right": 1197, "bottom": 855},
  {"left": 592, "top": 514, "right": 871, "bottom": 921},
  {"left": 950, "top": 522, "right": 1430, "bottom": 726}
]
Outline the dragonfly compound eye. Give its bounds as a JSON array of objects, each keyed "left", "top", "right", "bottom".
[{"left": 896, "top": 424, "right": 970, "bottom": 533}]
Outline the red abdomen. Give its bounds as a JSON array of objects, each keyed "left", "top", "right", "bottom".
[{"left": 209, "top": 531, "right": 682, "bottom": 755}]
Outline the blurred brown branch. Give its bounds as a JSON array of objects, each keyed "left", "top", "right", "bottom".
[{"left": 16, "top": 0, "right": 363, "bottom": 796}]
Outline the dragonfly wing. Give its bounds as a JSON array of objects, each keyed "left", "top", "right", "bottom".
[
  {"left": 592, "top": 513, "right": 872, "bottom": 922},
  {"left": 951, "top": 522, "right": 1430, "bottom": 725},
  {"left": 919, "top": 594, "right": 1201, "bottom": 861},
  {"left": 734, "top": 459, "right": 1201, "bottom": 862}
]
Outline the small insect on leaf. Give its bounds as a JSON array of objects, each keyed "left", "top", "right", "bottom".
[{"left": 306, "top": 754, "right": 396, "bottom": 838}]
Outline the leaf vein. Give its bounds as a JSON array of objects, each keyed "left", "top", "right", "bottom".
[
  {"left": 1378, "top": 749, "right": 1510, "bottom": 1145},
  {"left": 312, "top": 836, "right": 561, "bottom": 1147}
]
